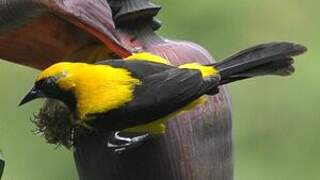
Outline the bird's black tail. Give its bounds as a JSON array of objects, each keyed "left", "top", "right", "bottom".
[{"left": 211, "top": 42, "right": 307, "bottom": 85}]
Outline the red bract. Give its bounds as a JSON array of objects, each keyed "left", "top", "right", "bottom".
[{"left": 0, "top": 1, "right": 232, "bottom": 179}]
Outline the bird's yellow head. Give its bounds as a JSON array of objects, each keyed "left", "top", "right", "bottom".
[
  {"left": 20, "top": 62, "right": 141, "bottom": 121},
  {"left": 19, "top": 62, "right": 85, "bottom": 113}
]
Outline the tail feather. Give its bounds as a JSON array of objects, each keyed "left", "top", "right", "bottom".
[{"left": 212, "top": 42, "right": 307, "bottom": 84}]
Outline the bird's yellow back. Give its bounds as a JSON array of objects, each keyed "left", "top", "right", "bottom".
[{"left": 126, "top": 52, "right": 218, "bottom": 77}]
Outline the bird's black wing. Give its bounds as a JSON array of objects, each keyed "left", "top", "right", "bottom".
[
  {"left": 97, "top": 59, "right": 174, "bottom": 78},
  {"left": 90, "top": 68, "right": 220, "bottom": 130}
]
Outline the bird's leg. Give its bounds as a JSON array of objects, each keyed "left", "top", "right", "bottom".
[{"left": 107, "top": 131, "right": 150, "bottom": 153}]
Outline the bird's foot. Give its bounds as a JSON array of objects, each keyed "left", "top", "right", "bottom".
[{"left": 107, "top": 131, "right": 150, "bottom": 153}]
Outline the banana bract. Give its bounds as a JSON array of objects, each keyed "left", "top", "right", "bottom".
[{"left": 0, "top": 1, "right": 232, "bottom": 180}]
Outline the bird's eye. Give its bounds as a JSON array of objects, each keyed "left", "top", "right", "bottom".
[
  {"left": 35, "top": 79, "right": 45, "bottom": 89},
  {"left": 36, "top": 77, "right": 59, "bottom": 94},
  {"left": 44, "top": 78, "right": 57, "bottom": 89}
]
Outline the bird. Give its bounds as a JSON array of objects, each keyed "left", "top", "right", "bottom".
[{"left": 19, "top": 42, "right": 306, "bottom": 152}]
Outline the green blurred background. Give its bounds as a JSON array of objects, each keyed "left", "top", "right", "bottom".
[{"left": 0, "top": 0, "right": 319, "bottom": 179}]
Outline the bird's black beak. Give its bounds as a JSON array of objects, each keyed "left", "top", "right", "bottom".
[{"left": 19, "top": 86, "right": 45, "bottom": 106}]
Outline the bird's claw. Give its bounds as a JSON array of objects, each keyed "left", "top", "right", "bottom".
[{"left": 107, "top": 131, "right": 150, "bottom": 153}]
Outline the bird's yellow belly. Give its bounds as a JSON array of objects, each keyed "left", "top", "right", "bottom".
[{"left": 124, "top": 96, "right": 206, "bottom": 134}]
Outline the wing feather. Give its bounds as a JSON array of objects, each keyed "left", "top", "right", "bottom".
[{"left": 90, "top": 67, "right": 219, "bottom": 131}]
